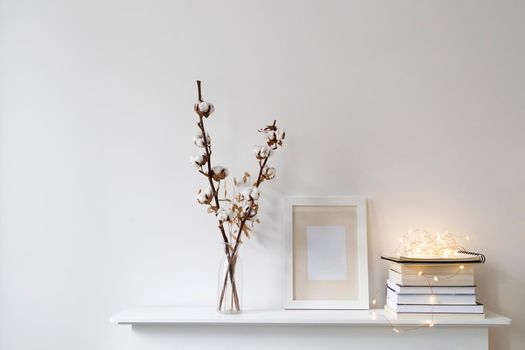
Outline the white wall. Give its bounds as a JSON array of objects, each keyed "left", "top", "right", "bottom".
[{"left": 1, "top": 0, "right": 524, "bottom": 349}]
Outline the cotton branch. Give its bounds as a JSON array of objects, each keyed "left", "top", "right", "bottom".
[{"left": 195, "top": 81, "right": 229, "bottom": 247}]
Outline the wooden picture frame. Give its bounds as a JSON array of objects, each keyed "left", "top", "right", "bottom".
[{"left": 284, "top": 197, "right": 369, "bottom": 309}]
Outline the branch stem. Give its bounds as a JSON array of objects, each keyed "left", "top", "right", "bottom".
[
  {"left": 196, "top": 81, "right": 239, "bottom": 311},
  {"left": 195, "top": 82, "right": 229, "bottom": 247},
  {"left": 230, "top": 155, "right": 269, "bottom": 258},
  {"left": 197, "top": 80, "right": 203, "bottom": 102}
]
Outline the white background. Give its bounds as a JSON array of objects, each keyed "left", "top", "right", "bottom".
[{"left": 0, "top": 0, "right": 524, "bottom": 349}]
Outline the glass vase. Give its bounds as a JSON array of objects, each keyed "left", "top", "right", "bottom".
[{"left": 217, "top": 243, "right": 243, "bottom": 314}]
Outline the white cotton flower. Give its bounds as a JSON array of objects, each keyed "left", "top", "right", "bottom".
[
  {"left": 262, "top": 166, "right": 276, "bottom": 180},
  {"left": 242, "top": 186, "right": 260, "bottom": 201},
  {"left": 216, "top": 208, "right": 234, "bottom": 222},
  {"left": 197, "top": 188, "right": 213, "bottom": 204},
  {"left": 190, "top": 153, "right": 208, "bottom": 168},
  {"left": 276, "top": 128, "right": 285, "bottom": 141},
  {"left": 195, "top": 101, "right": 215, "bottom": 117},
  {"left": 253, "top": 145, "right": 272, "bottom": 159},
  {"left": 241, "top": 188, "right": 249, "bottom": 201},
  {"left": 211, "top": 166, "right": 229, "bottom": 181},
  {"left": 193, "top": 130, "right": 211, "bottom": 148}
]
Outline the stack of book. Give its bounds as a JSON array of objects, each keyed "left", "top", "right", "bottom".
[{"left": 381, "top": 253, "right": 485, "bottom": 318}]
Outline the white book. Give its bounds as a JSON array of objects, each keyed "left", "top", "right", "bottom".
[
  {"left": 387, "top": 280, "right": 476, "bottom": 295},
  {"left": 387, "top": 286, "right": 476, "bottom": 305},
  {"left": 384, "top": 306, "right": 485, "bottom": 320},
  {"left": 389, "top": 262, "right": 475, "bottom": 275},
  {"left": 389, "top": 269, "right": 474, "bottom": 286},
  {"left": 386, "top": 298, "right": 484, "bottom": 314}
]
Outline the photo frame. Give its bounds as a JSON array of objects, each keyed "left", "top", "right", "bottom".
[{"left": 284, "top": 197, "right": 369, "bottom": 309}]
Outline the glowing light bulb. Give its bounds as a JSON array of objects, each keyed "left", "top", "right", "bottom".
[
  {"left": 433, "top": 276, "right": 439, "bottom": 282},
  {"left": 372, "top": 299, "right": 376, "bottom": 305},
  {"left": 465, "top": 235, "right": 470, "bottom": 241},
  {"left": 418, "top": 271, "right": 423, "bottom": 276},
  {"left": 429, "top": 295, "right": 436, "bottom": 304},
  {"left": 459, "top": 265, "right": 465, "bottom": 270}
]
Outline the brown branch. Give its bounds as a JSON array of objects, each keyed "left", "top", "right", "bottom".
[
  {"left": 218, "top": 129, "right": 273, "bottom": 311},
  {"left": 255, "top": 157, "right": 269, "bottom": 187},
  {"left": 197, "top": 80, "right": 203, "bottom": 102},
  {"left": 196, "top": 81, "right": 241, "bottom": 311},
  {"left": 198, "top": 118, "right": 229, "bottom": 246},
  {"left": 229, "top": 119, "right": 278, "bottom": 255},
  {"left": 230, "top": 154, "right": 270, "bottom": 257},
  {"left": 196, "top": 81, "right": 229, "bottom": 247},
  {"left": 230, "top": 120, "right": 278, "bottom": 256},
  {"left": 218, "top": 119, "right": 279, "bottom": 311}
]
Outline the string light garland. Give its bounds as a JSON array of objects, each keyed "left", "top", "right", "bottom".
[
  {"left": 375, "top": 228, "right": 475, "bottom": 334},
  {"left": 394, "top": 229, "right": 470, "bottom": 258}
]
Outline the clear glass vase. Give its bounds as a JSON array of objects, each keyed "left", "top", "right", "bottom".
[{"left": 217, "top": 243, "right": 243, "bottom": 314}]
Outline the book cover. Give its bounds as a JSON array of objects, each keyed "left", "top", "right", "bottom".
[{"left": 381, "top": 252, "right": 485, "bottom": 264}]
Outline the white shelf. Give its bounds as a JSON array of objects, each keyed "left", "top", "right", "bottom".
[{"left": 110, "top": 306, "right": 510, "bottom": 327}]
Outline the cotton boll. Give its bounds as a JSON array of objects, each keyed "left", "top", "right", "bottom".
[
  {"left": 253, "top": 145, "right": 272, "bottom": 159},
  {"left": 193, "top": 130, "right": 211, "bottom": 148},
  {"left": 189, "top": 155, "right": 201, "bottom": 168},
  {"left": 262, "top": 166, "right": 276, "bottom": 180},
  {"left": 241, "top": 186, "right": 260, "bottom": 201},
  {"left": 211, "top": 166, "right": 229, "bottom": 181},
  {"left": 190, "top": 153, "right": 208, "bottom": 168},
  {"left": 249, "top": 186, "right": 260, "bottom": 200},
  {"left": 276, "top": 128, "right": 285, "bottom": 141},
  {"left": 216, "top": 209, "right": 226, "bottom": 222},
  {"left": 241, "top": 188, "right": 249, "bottom": 201},
  {"left": 195, "top": 101, "right": 215, "bottom": 117},
  {"left": 216, "top": 208, "right": 233, "bottom": 222},
  {"left": 197, "top": 188, "right": 213, "bottom": 204},
  {"left": 193, "top": 136, "right": 204, "bottom": 148}
]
